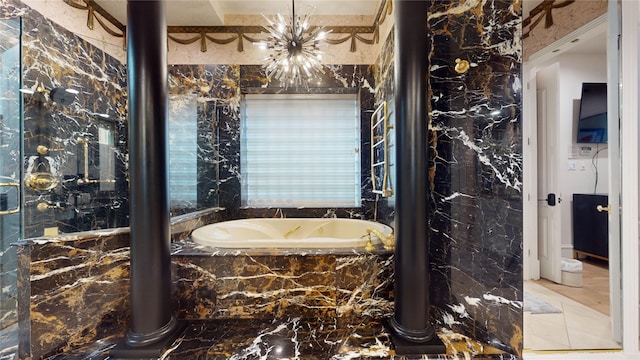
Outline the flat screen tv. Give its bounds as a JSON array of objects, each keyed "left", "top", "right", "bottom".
[{"left": 576, "top": 82, "right": 607, "bottom": 143}]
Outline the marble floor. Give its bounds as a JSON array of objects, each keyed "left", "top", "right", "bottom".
[
  {"left": 0, "top": 317, "right": 514, "bottom": 360},
  {"left": 523, "top": 280, "right": 621, "bottom": 351}
]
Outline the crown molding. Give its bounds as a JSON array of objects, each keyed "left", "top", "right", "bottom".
[
  {"left": 523, "top": 0, "right": 575, "bottom": 39},
  {"left": 63, "top": 0, "right": 393, "bottom": 53}
]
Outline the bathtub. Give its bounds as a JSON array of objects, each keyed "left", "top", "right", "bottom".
[{"left": 190, "top": 218, "right": 393, "bottom": 249}]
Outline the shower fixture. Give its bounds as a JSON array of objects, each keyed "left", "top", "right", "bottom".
[
  {"left": 26, "top": 172, "right": 59, "bottom": 192},
  {"left": 50, "top": 86, "right": 78, "bottom": 105},
  {"left": 36, "top": 201, "right": 66, "bottom": 212},
  {"left": 36, "top": 144, "right": 65, "bottom": 155},
  {"left": 20, "top": 80, "right": 79, "bottom": 106}
]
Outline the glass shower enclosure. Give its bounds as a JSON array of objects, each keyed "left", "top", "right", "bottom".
[{"left": 0, "top": 17, "right": 22, "bottom": 355}]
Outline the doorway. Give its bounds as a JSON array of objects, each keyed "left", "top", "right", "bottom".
[{"left": 522, "top": 15, "right": 622, "bottom": 351}]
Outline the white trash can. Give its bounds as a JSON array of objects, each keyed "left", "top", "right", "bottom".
[{"left": 561, "top": 257, "right": 583, "bottom": 287}]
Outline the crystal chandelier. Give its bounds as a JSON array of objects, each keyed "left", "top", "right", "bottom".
[{"left": 259, "top": 1, "right": 329, "bottom": 88}]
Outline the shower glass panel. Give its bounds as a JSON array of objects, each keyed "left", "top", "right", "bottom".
[{"left": 0, "top": 17, "right": 22, "bottom": 354}]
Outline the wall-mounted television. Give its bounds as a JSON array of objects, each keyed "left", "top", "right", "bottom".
[{"left": 576, "top": 82, "right": 607, "bottom": 143}]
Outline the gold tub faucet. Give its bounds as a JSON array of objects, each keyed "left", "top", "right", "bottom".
[{"left": 365, "top": 228, "right": 395, "bottom": 251}]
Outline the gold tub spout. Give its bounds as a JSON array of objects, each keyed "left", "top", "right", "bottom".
[{"left": 366, "top": 228, "right": 395, "bottom": 251}]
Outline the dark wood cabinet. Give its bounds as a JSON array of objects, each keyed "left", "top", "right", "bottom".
[{"left": 572, "top": 193, "right": 608, "bottom": 260}]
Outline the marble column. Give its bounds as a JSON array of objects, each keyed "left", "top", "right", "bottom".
[
  {"left": 388, "top": 0, "right": 444, "bottom": 354},
  {"left": 111, "top": 0, "right": 184, "bottom": 356}
]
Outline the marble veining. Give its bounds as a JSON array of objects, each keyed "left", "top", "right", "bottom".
[
  {"left": 37, "top": 318, "right": 519, "bottom": 360},
  {"left": 4, "top": 1, "right": 523, "bottom": 358},
  {"left": 0, "top": 0, "right": 29, "bottom": 19},
  {"left": 21, "top": 8, "right": 129, "bottom": 237},
  {"left": 428, "top": 0, "right": 523, "bottom": 357}
]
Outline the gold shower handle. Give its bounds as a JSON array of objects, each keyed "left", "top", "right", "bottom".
[
  {"left": 0, "top": 182, "right": 20, "bottom": 215},
  {"left": 36, "top": 202, "right": 64, "bottom": 212},
  {"left": 596, "top": 204, "right": 611, "bottom": 214},
  {"left": 36, "top": 145, "right": 65, "bottom": 155}
]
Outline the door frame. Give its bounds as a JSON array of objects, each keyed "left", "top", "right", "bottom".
[
  {"left": 523, "top": 2, "right": 639, "bottom": 354},
  {"left": 618, "top": 0, "right": 639, "bottom": 354}
]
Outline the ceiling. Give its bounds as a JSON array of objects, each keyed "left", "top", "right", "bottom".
[{"left": 93, "top": 0, "right": 383, "bottom": 27}]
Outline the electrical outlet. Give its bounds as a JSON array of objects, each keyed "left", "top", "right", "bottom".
[{"left": 580, "top": 146, "right": 592, "bottom": 156}]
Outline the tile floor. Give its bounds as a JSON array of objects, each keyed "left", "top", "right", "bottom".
[{"left": 523, "top": 280, "right": 621, "bottom": 351}]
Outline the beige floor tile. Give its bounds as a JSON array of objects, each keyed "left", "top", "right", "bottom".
[{"left": 524, "top": 279, "right": 621, "bottom": 351}]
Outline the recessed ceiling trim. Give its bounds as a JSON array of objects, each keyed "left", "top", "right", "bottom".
[{"left": 63, "top": 0, "right": 392, "bottom": 53}]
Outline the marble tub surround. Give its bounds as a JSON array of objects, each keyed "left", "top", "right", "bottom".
[
  {"left": 169, "top": 207, "right": 227, "bottom": 242},
  {"left": 14, "top": 208, "right": 224, "bottom": 359},
  {"left": 171, "top": 239, "right": 395, "bottom": 322},
  {"left": 16, "top": 229, "right": 131, "bottom": 359},
  {"left": 19, "top": 230, "right": 516, "bottom": 360}
]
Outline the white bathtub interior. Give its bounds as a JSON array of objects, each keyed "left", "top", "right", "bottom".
[{"left": 191, "top": 218, "right": 393, "bottom": 249}]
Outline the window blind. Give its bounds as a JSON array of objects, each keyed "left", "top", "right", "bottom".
[
  {"left": 241, "top": 94, "right": 361, "bottom": 207},
  {"left": 168, "top": 95, "right": 198, "bottom": 207}
]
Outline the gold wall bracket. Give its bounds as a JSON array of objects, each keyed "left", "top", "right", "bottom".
[{"left": 77, "top": 137, "right": 116, "bottom": 185}]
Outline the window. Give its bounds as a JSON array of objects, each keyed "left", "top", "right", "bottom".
[
  {"left": 241, "top": 94, "right": 361, "bottom": 207},
  {"left": 168, "top": 94, "right": 198, "bottom": 208}
]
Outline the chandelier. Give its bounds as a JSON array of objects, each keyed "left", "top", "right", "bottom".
[{"left": 259, "top": 1, "right": 330, "bottom": 88}]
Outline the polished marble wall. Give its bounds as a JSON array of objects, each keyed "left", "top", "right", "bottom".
[
  {"left": 427, "top": 0, "right": 523, "bottom": 357},
  {"left": 6, "top": 1, "right": 523, "bottom": 358},
  {"left": 169, "top": 63, "right": 379, "bottom": 221},
  {"left": 21, "top": 9, "right": 129, "bottom": 237},
  {"left": 372, "top": 1, "right": 522, "bottom": 357}
]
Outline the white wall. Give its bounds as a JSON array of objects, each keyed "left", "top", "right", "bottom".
[{"left": 544, "top": 52, "right": 608, "bottom": 257}]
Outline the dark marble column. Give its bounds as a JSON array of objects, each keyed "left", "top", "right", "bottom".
[
  {"left": 111, "top": 0, "right": 185, "bottom": 356},
  {"left": 388, "top": 0, "right": 444, "bottom": 354}
]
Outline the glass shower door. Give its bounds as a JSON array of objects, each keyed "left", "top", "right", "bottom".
[{"left": 0, "top": 17, "right": 21, "bottom": 355}]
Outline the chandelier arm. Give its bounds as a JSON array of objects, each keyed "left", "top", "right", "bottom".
[
  {"left": 291, "top": 0, "right": 296, "bottom": 36},
  {"left": 259, "top": 0, "right": 329, "bottom": 89}
]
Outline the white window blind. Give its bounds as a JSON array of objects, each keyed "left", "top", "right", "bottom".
[
  {"left": 241, "top": 94, "right": 361, "bottom": 207},
  {"left": 168, "top": 95, "right": 198, "bottom": 207}
]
